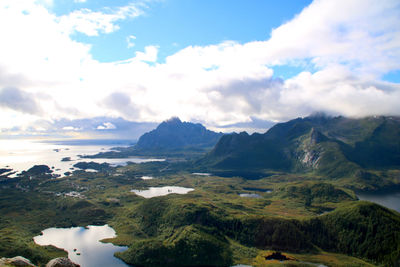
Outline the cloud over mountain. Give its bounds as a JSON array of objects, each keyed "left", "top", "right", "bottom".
[{"left": 0, "top": 0, "right": 399, "bottom": 135}]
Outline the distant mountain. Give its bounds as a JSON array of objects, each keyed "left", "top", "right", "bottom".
[
  {"left": 82, "top": 117, "right": 223, "bottom": 159},
  {"left": 135, "top": 117, "right": 223, "bottom": 152},
  {"left": 199, "top": 114, "right": 400, "bottom": 183}
]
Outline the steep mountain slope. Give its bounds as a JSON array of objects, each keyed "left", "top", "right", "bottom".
[
  {"left": 346, "top": 118, "right": 400, "bottom": 168},
  {"left": 135, "top": 117, "right": 223, "bottom": 151},
  {"left": 199, "top": 115, "right": 400, "bottom": 180}
]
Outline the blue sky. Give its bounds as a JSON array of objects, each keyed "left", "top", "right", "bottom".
[
  {"left": 0, "top": 0, "right": 399, "bottom": 138},
  {"left": 54, "top": 0, "right": 312, "bottom": 63}
]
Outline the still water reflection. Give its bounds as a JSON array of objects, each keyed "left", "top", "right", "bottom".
[
  {"left": 131, "top": 186, "right": 194, "bottom": 198},
  {"left": 34, "top": 225, "right": 128, "bottom": 267}
]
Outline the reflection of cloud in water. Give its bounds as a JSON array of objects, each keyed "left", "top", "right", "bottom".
[
  {"left": 131, "top": 186, "right": 194, "bottom": 198},
  {"left": 34, "top": 225, "right": 128, "bottom": 267},
  {"left": 192, "top": 173, "right": 211, "bottom": 176}
]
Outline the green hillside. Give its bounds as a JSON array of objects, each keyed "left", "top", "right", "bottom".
[{"left": 198, "top": 115, "right": 400, "bottom": 188}]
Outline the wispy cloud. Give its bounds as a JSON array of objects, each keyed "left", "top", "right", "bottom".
[
  {"left": 127, "top": 35, "right": 136, "bottom": 48},
  {"left": 59, "top": 2, "right": 147, "bottom": 36}
]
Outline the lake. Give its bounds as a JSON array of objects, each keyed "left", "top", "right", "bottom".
[
  {"left": 0, "top": 139, "right": 163, "bottom": 177},
  {"left": 33, "top": 225, "right": 128, "bottom": 267},
  {"left": 357, "top": 190, "right": 400, "bottom": 213},
  {"left": 131, "top": 186, "right": 194, "bottom": 198}
]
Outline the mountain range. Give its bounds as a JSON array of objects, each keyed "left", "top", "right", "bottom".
[
  {"left": 198, "top": 114, "right": 400, "bottom": 187},
  {"left": 86, "top": 113, "right": 400, "bottom": 190}
]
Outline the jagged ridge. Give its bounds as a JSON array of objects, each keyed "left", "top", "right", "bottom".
[{"left": 199, "top": 114, "right": 400, "bottom": 179}]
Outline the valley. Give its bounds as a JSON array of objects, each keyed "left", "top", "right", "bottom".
[
  {"left": 2, "top": 1, "right": 400, "bottom": 266},
  {"left": 1, "top": 115, "right": 400, "bottom": 267}
]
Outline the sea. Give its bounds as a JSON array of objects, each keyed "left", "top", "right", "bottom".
[{"left": 0, "top": 139, "right": 162, "bottom": 177}]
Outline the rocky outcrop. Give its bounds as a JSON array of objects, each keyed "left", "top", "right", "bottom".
[
  {"left": 0, "top": 257, "right": 79, "bottom": 267},
  {"left": 0, "top": 256, "right": 36, "bottom": 266},
  {"left": 46, "top": 257, "right": 80, "bottom": 267},
  {"left": 301, "top": 149, "right": 321, "bottom": 168}
]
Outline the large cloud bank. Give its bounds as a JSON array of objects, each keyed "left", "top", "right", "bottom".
[{"left": 0, "top": 0, "right": 399, "bottom": 135}]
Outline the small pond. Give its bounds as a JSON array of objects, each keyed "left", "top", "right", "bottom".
[
  {"left": 243, "top": 187, "right": 272, "bottom": 193},
  {"left": 140, "top": 176, "right": 153, "bottom": 180},
  {"left": 33, "top": 225, "right": 128, "bottom": 267},
  {"left": 212, "top": 171, "right": 272, "bottom": 180},
  {"left": 239, "top": 193, "right": 262, "bottom": 198},
  {"left": 131, "top": 186, "right": 194, "bottom": 198},
  {"left": 192, "top": 173, "right": 212, "bottom": 176},
  {"left": 239, "top": 188, "right": 272, "bottom": 198}
]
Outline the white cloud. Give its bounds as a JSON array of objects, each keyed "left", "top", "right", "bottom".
[
  {"left": 263, "top": 0, "right": 400, "bottom": 77},
  {"left": 36, "top": 0, "right": 53, "bottom": 7},
  {"left": 0, "top": 87, "right": 42, "bottom": 114},
  {"left": 96, "top": 122, "right": 116, "bottom": 130},
  {"left": 102, "top": 92, "right": 140, "bottom": 118},
  {"left": 74, "top": 0, "right": 87, "bottom": 3},
  {"left": 134, "top": 45, "right": 159, "bottom": 62},
  {"left": 0, "top": 0, "right": 399, "bottom": 135},
  {"left": 59, "top": 2, "right": 145, "bottom": 36},
  {"left": 62, "top": 126, "right": 81, "bottom": 131},
  {"left": 280, "top": 67, "right": 400, "bottom": 119}
]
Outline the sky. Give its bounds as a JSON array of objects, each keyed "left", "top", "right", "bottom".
[{"left": 0, "top": 0, "right": 400, "bottom": 138}]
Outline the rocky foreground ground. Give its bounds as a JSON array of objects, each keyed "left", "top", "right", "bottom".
[{"left": 0, "top": 256, "right": 79, "bottom": 267}]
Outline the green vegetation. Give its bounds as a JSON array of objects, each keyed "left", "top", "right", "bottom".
[
  {"left": 199, "top": 115, "right": 400, "bottom": 191},
  {"left": 118, "top": 225, "right": 232, "bottom": 267},
  {"left": 2, "top": 164, "right": 399, "bottom": 266},
  {"left": 0, "top": 189, "right": 108, "bottom": 264},
  {"left": 303, "top": 201, "right": 400, "bottom": 266},
  {"left": 1, "top": 115, "right": 400, "bottom": 266}
]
